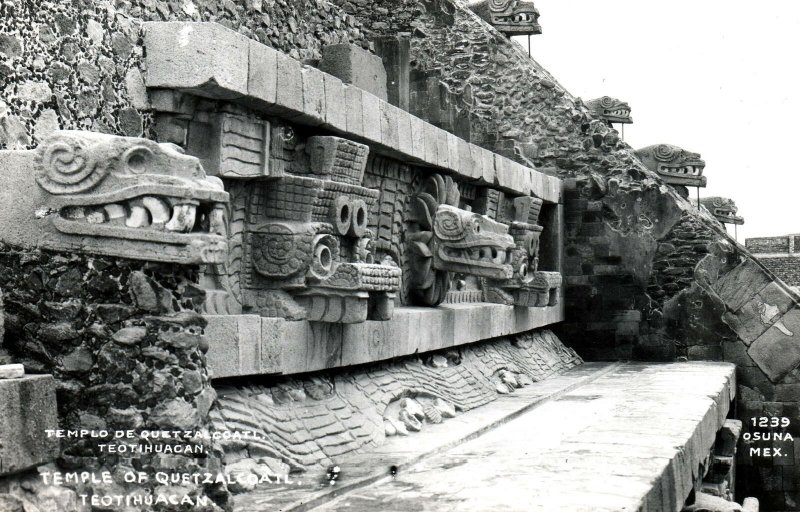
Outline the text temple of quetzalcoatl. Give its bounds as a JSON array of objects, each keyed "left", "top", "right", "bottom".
[{"left": 0, "top": 1, "right": 793, "bottom": 511}]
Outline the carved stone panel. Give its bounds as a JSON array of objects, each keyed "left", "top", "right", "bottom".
[
  {"left": 585, "top": 96, "right": 633, "bottom": 125},
  {"left": 467, "top": 0, "right": 542, "bottom": 36},
  {"left": 635, "top": 144, "right": 707, "bottom": 190},
  {"left": 0, "top": 131, "right": 230, "bottom": 265},
  {"left": 199, "top": 124, "right": 402, "bottom": 324},
  {"left": 699, "top": 197, "right": 744, "bottom": 225}
]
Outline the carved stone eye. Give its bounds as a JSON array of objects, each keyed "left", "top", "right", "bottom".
[
  {"left": 310, "top": 234, "right": 339, "bottom": 278},
  {"left": 123, "top": 147, "right": 153, "bottom": 174},
  {"left": 600, "top": 96, "right": 615, "bottom": 108},
  {"left": 489, "top": 0, "right": 513, "bottom": 11},
  {"left": 653, "top": 144, "right": 676, "bottom": 162}
]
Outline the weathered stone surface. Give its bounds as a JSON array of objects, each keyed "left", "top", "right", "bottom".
[
  {"left": 0, "top": 375, "right": 59, "bottom": 476},
  {"left": 204, "top": 315, "right": 265, "bottom": 379},
  {"left": 301, "top": 65, "right": 326, "bottom": 125},
  {"left": 748, "top": 308, "right": 800, "bottom": 382},
  {"left": 344, "top": 85, "right": 364, "bottom": 137},
  {"left": 149, "top": 398, "right": 200, "bottom": 431},
  {"left": 0, "top": 364, "right": 24, "bottom": 379},
  {"left": 247, "top": 39, "right": 278, "bottom": 107},
  {"left": 275, "top": 51, "right": 304, "bottom": 115},
  {"left": 320, "top": 44, "right": 388, "bottom": 102},
  {"left": 144, "top": 22, "right": 249, "bottom": 99},
  {"left": 323, "top": 73, "right": 347, "bottom": 131},
  {"left": 713, "top": 259, "right": 772, "bottom": 312}
]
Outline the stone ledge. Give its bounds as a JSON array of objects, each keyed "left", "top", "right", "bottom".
[
  {"left": 142, "top": 21, "right": 561, "bottom": 203},
  {"left": 0, "top": 375, "right": 59, "bottom": 477},
  {"left": 205, "top": 301, "right": 565, "bottom": 378}
]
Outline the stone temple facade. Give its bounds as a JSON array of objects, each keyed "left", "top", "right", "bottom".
[{"left": 0, "top": 1, "right": 793, "bottom": 511}]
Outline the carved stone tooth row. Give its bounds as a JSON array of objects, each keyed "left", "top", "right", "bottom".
[
  {"left": 497, "top": 13, "right": 535, "bottom": 23},
  {"left": 63, "top": 197, "right": 214, "bottom": 233},
  {"left": 444, "top": 246, "right": 509, "bottom": 264},
  {"left": 662, "top": 166, "right": 702, "bottom": 176}
]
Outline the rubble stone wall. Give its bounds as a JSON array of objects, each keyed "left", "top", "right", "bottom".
[
  {"left": 0, "top": 242, "right": 228, "bottom": 511},
  {"left": 0, "top": 0, "right": 369, "bottom": 151}
]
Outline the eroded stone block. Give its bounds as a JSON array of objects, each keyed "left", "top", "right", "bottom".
[
  {"left": 323, "top": 73, "right": 347, "bottom": 131},
  {"left": 713, "top": 259, "right": 772, "bottom": 312},
  {"left": 0, "top": 375, "right": 59, "bottom": 476},
  {"left": 748, "top": 308, "right": 800, "bottom": 382},
  {"left": 247, "top": 39, "right": 278, "bottom": 107},
  {"left": 320, "top": 44, "right": 388, "bottom": 102},
  {"left": 144, "top": 22, "right": 249, "bottom": 99}
]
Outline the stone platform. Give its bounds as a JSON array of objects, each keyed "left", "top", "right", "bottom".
[{"left": 233, "top": 361, "right": 735, "bottom": 512}]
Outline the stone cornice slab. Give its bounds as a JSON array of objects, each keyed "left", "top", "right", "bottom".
[{"left": 142, "top": 21, "right": 561, "bottom": 203}]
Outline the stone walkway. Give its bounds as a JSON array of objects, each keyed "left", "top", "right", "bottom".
[{"left": 234, "top": 362, "right": 735, "bottom": 512}]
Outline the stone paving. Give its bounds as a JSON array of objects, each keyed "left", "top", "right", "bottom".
[{"left": 234, "top": 361, "right": 735, "bottom": 512}]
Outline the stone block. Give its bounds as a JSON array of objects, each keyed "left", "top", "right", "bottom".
[
  {"left": 144, "top": 22, "right": 249, "bottom": 99},
  {"left": 204, "top": 315, "right": 263, "bottom": 379},
  {"left": 435, "top": 128, "right": 449, "bottom": 169},
  {"left": 447, "top": 133, "right": 460, "bottom": 175},
  {"left": 684, "top": 344, "right": 722, "bottom": 361},
  {"left": 320, "top": 44, "right": 388, "bottom": 102},
  {"left": 468, "top": 143, "right": 483, "bottom": 180},
  {"left": 396, "top": 108, "right": 413, "bottom": 156},
  {"left": 493, "top": 154, "right": 505, "bottom": 187},
  {"left": 713, "top": 259, "right": 772, "bottom": 312},
  {"left": 453, "top": 137, "right": 468, "bottom": 178},
  {"left": 722, "top": 340, "right": 755, "bottom": 367},
  {"left": 344, "top": 85, "right": 364, "bottom": 137},
  {"left": 748, "top": 308, "right": 800, "bottom": 382},
  {"left": 379, "top": 101, "right": 399, "bottom": 149},
  {"left": 300, "top": 65, "right": 326, "bottom": 126},
  {"left": 760, "top": 282, "right": 797, "bottom": 316},
  {"left": 275, "top": 51, "right": 304, "bottom": 116},
  {"left": 373, "top": 35, "right": 410, "bottom": 110},
  {"left": 481, "top": 148, "right": 496, "bottom": 184},
  {"left": 0, "top": 375, "right": 59, "bottom": 476},
  {"left": 423, "top": 122, "right": 438, "bottom": 165},
  {"left": 278, "top": 321, "right": 343, "bottom": 375},
  {"left": 529, "top": 169, "right": 544, "bottom": 198},
  {"left": 774, "top": 384, "right": 800, "bottom": 401},
  {"left": 0, "top": 364, "right": 23, "bottom": 379},
  {"left": 727, "top": 298, "right": 774, "bottom": 345},
  {"left": 361, "top": 91, "right": 382, "bottom": 144},
  {"left": 323, "top": 73, "right": 347, "bottom": 132},
  {"left": 410, "top": 115, "right": 427, "bottom": 162},
  {"left": 247, "top": 39, "right": 278, "bottom": 107}
]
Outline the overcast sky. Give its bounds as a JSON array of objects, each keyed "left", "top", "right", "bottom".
[{"left": 514, "top": 0, "right": 800, "bottom": 242}]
